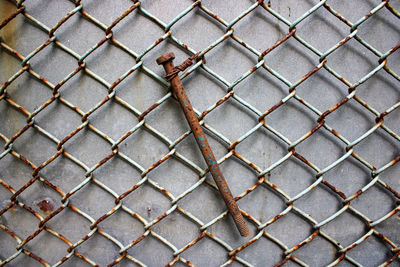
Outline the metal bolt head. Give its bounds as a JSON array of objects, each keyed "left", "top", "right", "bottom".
[{"left": 156, "top": 52, "right": 175, "bottom": 65}]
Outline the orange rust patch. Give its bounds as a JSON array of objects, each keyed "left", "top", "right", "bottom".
[{"left": 37, "top": 199, "right": 54, "bottom": 213}]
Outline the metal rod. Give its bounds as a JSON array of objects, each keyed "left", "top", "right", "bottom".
[{"left": 157, "top": 52, "right": 250, "bottom": 237}]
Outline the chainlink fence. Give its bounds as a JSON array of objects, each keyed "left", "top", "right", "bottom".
[{"left": 0, "top": 0, "right": 399, "bottom": 266}]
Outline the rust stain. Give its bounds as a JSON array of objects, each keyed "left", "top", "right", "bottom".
[{"left": 36, "top": 199, "right": 54, "bottom": 213}]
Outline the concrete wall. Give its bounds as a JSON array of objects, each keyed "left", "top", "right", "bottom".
[{"left": 0, "top": 0, "right": 399, "bottom": 266}]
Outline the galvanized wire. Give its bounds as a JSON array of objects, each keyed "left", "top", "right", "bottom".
[{"left": 0, "top": 0, "right": 399, "bottom": 266}]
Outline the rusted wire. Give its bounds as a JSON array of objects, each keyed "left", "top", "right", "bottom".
[{"left": 0, "top": 0, "right": 399, "bottom": 266}]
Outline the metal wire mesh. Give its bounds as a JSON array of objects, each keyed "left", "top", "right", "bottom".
[{"left": 0, "top": 0, "right": 399, "bottom": 266}]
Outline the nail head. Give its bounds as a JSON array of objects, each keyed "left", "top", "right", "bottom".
[{"left": 156, "top": 52, "right": 175, "bottom": 65}]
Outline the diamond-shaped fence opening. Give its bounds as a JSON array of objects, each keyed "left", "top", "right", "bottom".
[{"left": 0, "top": 0, "right": 399, "bottom": 266}]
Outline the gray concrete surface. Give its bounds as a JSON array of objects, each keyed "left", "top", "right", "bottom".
[{"left": 0, "top": 0, "right": 399, "bottom": 266}]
